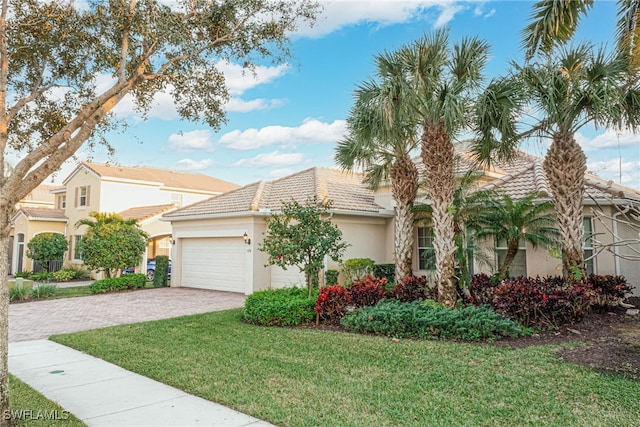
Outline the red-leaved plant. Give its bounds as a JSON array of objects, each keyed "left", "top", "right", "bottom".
[
  {"left": 348, "top": 275, "right": 388, "bottom": 308},
  {"left": 315, "top": 285, "right": 351, "bottom": 324}
]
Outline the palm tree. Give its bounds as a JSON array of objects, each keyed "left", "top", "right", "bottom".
[
  {"left": 474, "top": 45, "right": 640, "bottom": 278},
  {"left": 335, "top": 50, "right": 419, "bottom": 282},
  {"left": 475, "top": 193, "right": 559, "bottom": 281},
  {"left": 522, "top": 0, "right": 640, "bottom": 70},
  {"left": 398, "top": 29, "right": 492, "bottom": 307}
]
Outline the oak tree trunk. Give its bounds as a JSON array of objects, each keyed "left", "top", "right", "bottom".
[{"left": 0, "top": 204, "right": 12, "bottom": 424}]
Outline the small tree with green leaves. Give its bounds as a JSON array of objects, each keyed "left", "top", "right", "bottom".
[
  {"left": 26, "top": 232, "right": 68, "bottom": 272},
  {"left": 76, "top": 212, "right": 149, "bottom": 278},
  {"left": 260, "top": 197, "right": 349, "bottom": 297}
]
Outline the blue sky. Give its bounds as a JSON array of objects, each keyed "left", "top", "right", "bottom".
[{"left": 53, "top": 0, "right": 640, "bottom": 189}]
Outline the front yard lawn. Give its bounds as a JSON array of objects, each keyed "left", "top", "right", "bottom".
[{"left": 51, "top": 309, "right": 640, "bottom": 426}]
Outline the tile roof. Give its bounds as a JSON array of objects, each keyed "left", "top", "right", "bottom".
[
  {"left": 16, "top": 207, "right": 67, "bottom": 220},
  {"left": 80, "top": 162, "right": 239, "bottom": 193},
  {"left": 119, "top": 204, "right": 176, "bottom": 222},
  {"left": 164, "top": 168, "right": 388, "bottom": 219},
  {"left": 481, "top": 160, "right": 640, "bottom": 203}
]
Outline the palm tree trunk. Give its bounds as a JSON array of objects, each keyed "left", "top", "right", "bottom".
[
  {"left": 421, "top": 124, "right": 457, "bottom": 307},
  {"left": 390, "top": 155, "right": 419, "bottom": 282},
  {"left": 498, "top": 240, "right": 520, "bottom": 281},
  {"left": 543, "top": 133, "right": 586, "bottom": 278}
]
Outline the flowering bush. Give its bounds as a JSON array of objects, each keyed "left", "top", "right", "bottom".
[
  {"left": 348, "top": 275, "right": 388, "bottom": 308},
  {"left": 390, "top": 275, "right": 435, "bottom": 302},
  {"left": 315, "top": 285, "right": 351, "bottom": 324}
]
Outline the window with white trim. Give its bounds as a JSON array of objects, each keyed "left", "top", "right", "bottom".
[
  {"left": 73, "top": 235, "right": 83, "bottom": 261},
  {"left": 417, "top": 227, "right": 436, "bottom": 270},
  {"left": 496, "top": 237, "right": 527, "bottom": 278},
  {"left": 583, "top": 217, "right": 595, "bottom": 275}
]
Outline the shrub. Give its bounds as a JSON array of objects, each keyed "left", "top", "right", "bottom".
[
  {"left": 587, "top": 274, "right": 632, "bottom": 310},
  {"left": 467, "top": 273, "right": 498, "bottom": 306},
  {"left": 65, "top": 266, "right": 92, "bottom": 280},
  {"left": 315, "top": 285, "right": 351, "bottom": 324},
  {"left": 89, "top": 274, "right": 146, "bottom": 293},
  {"left": 341, "top": 299, "right": 529, "bottom": 341},
  {"left": 243, "top": 287, "right": 316, "bottom": 326},
  {"left": 31, "top": 284, "right": 58, "bottom": 299},
  {"left": 14, "top": 271, "right": 31, "bottom": 279},
  {"left": 340, "top": 258, "right": 375, "bottom": 283},
  {"left": 390, "top": 275, "right": 435, "bottom": 302},
  {"left": 348, "top": 275, "right": 388, "bottom": 308},
  {"left": 9, "top": 286, "right": 30, "bottom": 302},
  {"left": 153, "top": 255, "right": 170, "bottom": 287},
  {"left": 492, "top": 276, "right": 595, "bottom": 328},
  {"left": 29, "top": 271, "right": 54, "bottom": 282},
  {"left": 325, "top": 269, "right": 339, "bottom": 286},
  {"left": 372, "top": 264, "right": 395, "bottom": 284},
  {"left": 52, "top": 269, "right": 76, "bottom": 282}
]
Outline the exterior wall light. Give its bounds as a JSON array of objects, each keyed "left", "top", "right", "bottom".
[{"left": 243, "top": 232, "right": 251, "bottom": 245}]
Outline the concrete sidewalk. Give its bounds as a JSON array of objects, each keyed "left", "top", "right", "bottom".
[{"left": 9, "top": 340, "right": 275, "bottom": 427}]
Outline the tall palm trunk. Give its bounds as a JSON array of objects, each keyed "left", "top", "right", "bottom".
[
  {"left": 498, "top": 240, "right": 520, "bottom": 281},
  {"left": 421, "top": 124, "right": 457, "bottom": 307},
  {"left": 543, "top": 133, "right": 586, "bottom": 277},
  {"left": 390, "top": 155, "right": 419, "bottom": 282}
]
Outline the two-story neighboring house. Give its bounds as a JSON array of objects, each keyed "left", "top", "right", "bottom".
[{"left": 9, "top": 162, "right": 239, "bottom": 275}]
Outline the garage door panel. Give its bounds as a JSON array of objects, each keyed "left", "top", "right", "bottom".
[{"left": 180, "top": 237, "right": 247, "bottom": 293}]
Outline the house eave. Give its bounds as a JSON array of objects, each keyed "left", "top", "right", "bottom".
[{"left": 162, "top": 208, "right": 393, "bottom": 222}]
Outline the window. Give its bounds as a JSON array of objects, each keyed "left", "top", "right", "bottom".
[
  {"left": 496, "top": 237, "right": 527, "bottom": 278},
  {"left": 171, "top": 193, "right": 183, "bottom": 207},
  {"left": 583, "top": 217, "right": 595, "bottom": 275},
  {"left": 417, "top": 227, "right": 436, "bottom": 270},
  {"left": 73, "top": 235, "right": 83, "bottom": 261},
  {"left": 57, "top": 195, "right": 66, "bottom": 209},
  {"left": 75, "top": 186, "right": 90, "bottom": 208}
]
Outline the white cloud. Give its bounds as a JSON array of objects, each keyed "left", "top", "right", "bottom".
[
  {"left": 587, "top": 157, "right": 640, "bottom": 189},
  {"left": 233, "top": 151, "right": 304, "bottom": 168},
  {"left": 265, "top": 168, "right": 297, "bottom": 179},
  {"left": 219, "top": 119, "right": 347, "bottom": 150},
  {"left": 216, "top": 61, "right": 289, "bottom": 96},
  {"left": 173, "top": 158, "right": 215, "bottom": 171},
  {"left": 297, "top": 1, "right": 469, "bottom": 38},
  {"left": 225, "top": 98, "right": 286, "bottom": 113},
  {"left": 576, "top": 129, "right": 639, "bottom": 152},
  {"left": 167, "top": 130, "right": 215, "bottom": 152}
]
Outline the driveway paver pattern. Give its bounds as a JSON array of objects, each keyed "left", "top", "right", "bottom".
[{"left": 9, "top": 287, "right": 246, "bottom": 342}]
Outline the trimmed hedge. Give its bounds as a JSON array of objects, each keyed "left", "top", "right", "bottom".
[
  {"left": 341, "top": 299, "right": 530, "bottom": 341},
  {"left": 89, "top": 274, "right": 146, "bottom": 293},
  {"left": 243, "top": 287, "right": 317, "bottom": 326}
]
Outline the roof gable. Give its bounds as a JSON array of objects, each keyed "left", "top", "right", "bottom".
[{"left": 164, "top": 168, "right": 388, "bottom": 219}]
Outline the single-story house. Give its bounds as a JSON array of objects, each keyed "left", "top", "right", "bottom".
[{"left": 164, "top": 155, "right": 640, "bottom": 296}]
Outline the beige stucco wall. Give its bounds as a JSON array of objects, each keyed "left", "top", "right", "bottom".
[{"left": 10, "top": 214, "right": 66, "bottom": 273}]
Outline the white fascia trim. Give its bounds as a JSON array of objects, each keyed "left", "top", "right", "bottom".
[
  {"left": 160, "top": 210, "right": 266, "bottom": 222},
  {"left": 160, "top": 186, "right": 222, "bottom": 195},
  {"left": 101, "top": 177, "right": 162, "bottom": 187}
]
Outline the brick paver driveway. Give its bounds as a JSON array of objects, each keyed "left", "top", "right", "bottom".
[{"left": 9, "top": 287, "right": 246, "bottom": 342}]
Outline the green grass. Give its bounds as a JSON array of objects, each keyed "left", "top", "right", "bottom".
[
  {"left": 9, "top": 375, "right": 85, "bottom": 426},
  {"left": 51, "top": 309, "right": 640, "bottom": 427}
]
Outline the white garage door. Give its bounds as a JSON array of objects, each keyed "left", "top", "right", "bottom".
[
  {"left": 271, "top": 265, "right": 305, "bottom": 289},
  {"left": 181, "top": 237, "right": 247, "bottom": 293}
]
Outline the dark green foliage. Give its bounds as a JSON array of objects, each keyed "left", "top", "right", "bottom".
[
  {"left": 77, "top": 212, "right": 149, "bottom": 278},
  {"left": 14, "top": 271, "right": 30, "bottom": 278},
  {"left": 26, "top": 232, "right": 68, "bottom": 271},
  {"left": 348, "top": 276, "right": 388, "bottom": 308},
  {"left": 89, "top": 274, "right": 146, "bottom": 294},
  {"left": 372, "top": 264, "right": 395, "bottom": 283},
  {"left": 315, "top": 285, "right": 351, "bottom": 324},
  {"left": 390, "top": 275, "right": 436, "bottom": 302},
  {"left": 341, "top": 299, "right": 530, "bottom": 341},
  {"left": 29, "top": 271, "right": 54, "bottom": 282},
  {"left": 259, "top": 197, "right": 349, "bottom": 297},
  {"left": 325, "top": 269, "right": 339, "bottom": 286},
  {"left": 340, "top": 258, "right": 375, "bottom": 283},
  {"left": 153, "top": 256, "right": 170, "bottom": 288},
  {"left": 242, "top": 287, "right": 316, "bottom": 326},
  {"left": 9, "top": 286, "right": 30, "bottom": 302}
]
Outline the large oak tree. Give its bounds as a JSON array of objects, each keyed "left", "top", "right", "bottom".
[{"left": 0, "top": 0, "right": 318, "bottom": 420}]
